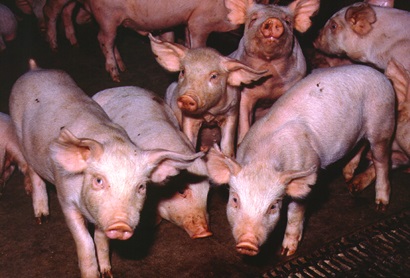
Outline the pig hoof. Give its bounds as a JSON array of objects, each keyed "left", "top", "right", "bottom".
[
  {"left": 101, "top": 269, "right": 113, "bottom": 278},
  {"left": 35, "top": 215, "right": 49, "bottom": 225},
  {"left": 280, "top": 247, "right": 296, "bottom": 257},
  {"left": 347, "top": 183, "right": 362, "bottom": 196},
  {"left": 199, "top": 146, "right": 210, "bottom": 153},
  {"left": 375, "top": 203, "right": 388, "bottom": 212}
]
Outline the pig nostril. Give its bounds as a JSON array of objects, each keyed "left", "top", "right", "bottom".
[
  {"left": 236, "top": 242, "right": 260, "bottom": 256},
  {"left": 261, "top": 18, "right": 284, "bottom": 39},
  {"left": 105, "top": 223, "right": 134, "bottom": 240},
  {"left": 177, "top": 95, "right": 198, "bottom": 112}
]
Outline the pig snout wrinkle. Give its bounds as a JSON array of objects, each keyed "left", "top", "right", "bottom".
[
  {"left": 105, "top": 222, "right": 134, "bottom": 240},
  {"left": 236, "top": 234, "right": 260, "bottom": 256},
  {"left": 177, "top": 95, "right": 198, "bottom": 112},
  {"left": 261, "top": 18, "right": 284, "bottom": 39}
]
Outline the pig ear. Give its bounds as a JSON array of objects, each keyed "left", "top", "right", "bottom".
[
  {"left": 385, "top": 59, "right": 410, "bottom": 111},
  {"left": 280, "top": 166, "right": 317, "bottom": 199},
  {"left": 50, "top": 128, "right": 104, "bottom": 173},
  {"left": 148, "top": 33, "right": 187, "bottom": 72},
  {"left": 225, "top": 0, "right": 252, "bottom": 25},
  {"left": 345, "top": 3, "right": 377, "bottom": 35},
  {"left": 288, "top": 0, "right": 320, "bottom": 33},
  {"left": 222, "top": 58, "right": 268, "bottom": 86},
  {"left": 145, "top": 149, "right": 204, "bottom": 183},
  {"left": 205, "top": 145, "right": 241, "bottom": 185}
]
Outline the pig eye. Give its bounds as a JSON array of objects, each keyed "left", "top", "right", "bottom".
[
  {"left": 179, "top": 69, "right": 185, "bottom": 79},
  {"left": 230, "top": 192, "right": 239, "bottom": 209},
  {"left": 210, "top": 72, "right": 219, "bottom": 81},
  {"left": 268, "top": 201, "right": 280, "bottom": 214},
  {"left": 92, "top": 177, "right": 105, "bottom": 190},
  {"left": 178, "top": 188, "right": 188, "bottom": 198},
  {"left": 137, "top": 184, "right": 146, "bottom": 194}
]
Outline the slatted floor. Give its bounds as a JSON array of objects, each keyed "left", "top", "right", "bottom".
[{"left": 264, "top": 209, "right": 410, "bottom": 277}]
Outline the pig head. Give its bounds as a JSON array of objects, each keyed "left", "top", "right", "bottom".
[
  {"left": 226, "top": 0, "right": 320, "bottom": 144},
  {"left": 93, "top": 86, "right": 212, "bottom": 239},
  {"left": 9, "top": 60, "right": 202, "bottom": 277},
  {"left": 150, "top": 34, "right": 267, "bottom": 158},
  {"left": 206, "top": 65, "right": 395, "bottom": 257},
  {"left": 314, "top": 2, "right": 410, "bottom": 72}
]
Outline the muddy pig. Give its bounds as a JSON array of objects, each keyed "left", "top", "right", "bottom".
[
  {"left": 45, "top": 0, "right": 240, "bottom": 82},
  {"left": 0, "top": 112, "right": 49, "bottom": 223},
  {"left": 225, "top": 0, "right": 320, "bottom": 144},
  {"left": 343, "top": 59, "right": 410, "bottom": 191},
  {"left": 93, "top": 86, "right": 212, "bottom": 239},
  {"left": 9, "top": 60, "right": 202, "bottom": 277},
  {"left": 206, "top": 65, "right": 395, "bottom": 257},
  {"left": 150, "top": 34, "right": 267, "bottom": 158},
  {"left": 314, "top": 1, "right": 410, "bottom": 72},
  {"left": 0, "top": 3, "right": 17, "bottom": 51}
]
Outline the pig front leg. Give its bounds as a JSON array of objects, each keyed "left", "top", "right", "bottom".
[
  {"left": 219, "top": 114, "right": 238, "bottom": 158},
  {"left": 343, "top": 144, "right": 368, "bottom": 182},
  {"left": 181, "top": 116, "right": 202, "bottom": 149},
  {"left": 44, "top": 0, "right": 70, "bottom": 50},
  {"left": 64, "top": 208, "right": 100, "bottom": 277},
  {"left": 61, "top": 2, "right": 78, "bottom": 47},
  {"left": 281, "top": 200, "right": 305, "bottom": 256},
  {"left": 27, "top": 167, "right": 50, "bottom": 224},
  {"left": 94, "top": 227, "right": 113, "bottom": 278},
  {"left": 237, "top": 93, "right": 257, "bottom": 145}
]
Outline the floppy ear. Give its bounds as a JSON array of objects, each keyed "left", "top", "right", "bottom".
[
  {"left": 280, "top": 166, "right": 317, "bottom": 198},
  {"left": 345, "top": 3, "right": 377, "bottom": 35},
  {"left": 288, "top": 0, "right": 320, "bottom": 33},
  {"left": 205, "top": 145, "right": 241, "bottom": 185},
  {"left": 222, "top": 58, "right": 268, "bottom": 87},
  {"left": 225, "top": 0, "right": 253, "bottom": 25},
  {"left": 145, "top": 149, "right": 204, "bottom": 183},
  {"left": 385, "top": 59, "right": 410, "bottom": 112},
  {"left": 149, "top": 33, "right": 187, "bottom": 72},
  {"left": 50, "top": 128, "right": 104, "bottom": 173}
]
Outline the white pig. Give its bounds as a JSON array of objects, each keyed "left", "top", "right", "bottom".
[
  {"left": 206, "top": 65, "right": 395, "bottom": 257},
  {"left": 0, "top": 112, "right": 49, "bottom": 223},
  {"left": 9, "top": 60, "right": 202, "bottom": 277},
  {"left": 93, "top": 86, "right": 213, "bottom": 239},
  {"left": 343, "top": 59, "right": 410, "bottom": 191},
  {"left": 225, "top": 0, "right": 320, "bottom": 144},
  {"left": 150, "top": 34, "right": 267, "bottom": 158},
  {"left": 314, "top": 2, "right": 410, "bottom": 72},
  {"left": 0, "top": 3, "right": 17, "bottom": 51}
]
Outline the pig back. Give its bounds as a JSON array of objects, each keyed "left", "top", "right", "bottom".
[
  {"left": 240, "top": 65, "right": 395, "bottom": 168},
  {"left": 9, "top": 67, "right": 126, "bottom": 182}
]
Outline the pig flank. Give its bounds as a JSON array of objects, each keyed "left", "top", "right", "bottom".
[
  {"left": 226, "top": 0, "right": 320, "bottom": 144},
  {"left": 314, "top": 2, "right": 410, "bottom": 72},
  {"left": 206, "top": 65, "right": 395, "bottom": 257},
  {"left": 93, "top": 86, "right": 212, "bottom": 239},
  {"left": 9, "top": 60, "right": 202, "bottom": 277}
]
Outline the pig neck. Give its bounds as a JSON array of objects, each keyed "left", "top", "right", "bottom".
[{"left": 235, "top": 38, "right": 306, "bottom": 97}]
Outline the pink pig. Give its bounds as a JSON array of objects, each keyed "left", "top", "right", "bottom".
[
  {"left": 225, "top": 0, "right": 320, "bottom": 144},
  {"left": 314, "top": 1, "right": 410, "bottom": 72},
  {"left": 149, "top": 34, "right": 267, "bottom": 158},
  {"left": 9, "top": 60, "right": 202, "bottom": 277},
  {"left": 93, "top": 86, "right": 213, "bottom": 239},
  {"left": 0, "top": 112, "right": 49, "bottom": 223},
  {"left": 206, "top": 65, "right": 395, "bottom": 257}
]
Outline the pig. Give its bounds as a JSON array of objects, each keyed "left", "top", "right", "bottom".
[
  {"left": 0, "top": 3, "right": 18, "bottom": 51},
  {"left": 9, "top": 60, "right": 203, "bottom": 277},
  {"left": 225, "top": 0, "right": 320, "bottom": 144},
  {"left": 206, "top": 64, "right": 395, "bottom": 257},
  {"left": 343, "top": 59, "right": 410, "bottom": 191},
  {"left": 0, "top": 112, "right": 49, "bottom": 223},
  {"left": 149, "top": 34, "right": 267, "bottom": 158},
  {"left": 92, "top": 86, "right": 213, "bottom": 239},
  {"left": 314, "top": 1, "right": 410, "bottom": 73},
  {"left": 44, "top": 0, "right": 241, "bottom": 82}
]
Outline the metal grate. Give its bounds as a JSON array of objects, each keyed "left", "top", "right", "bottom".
[{"left": 263, "top": 209, "right": 410, "bottom": 277}]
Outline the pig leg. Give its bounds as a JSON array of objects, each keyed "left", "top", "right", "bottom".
[
  {"left": 237, "top": 93, "right": 257, "bottom": 145},
  {"left": 181, "top": 117, "right": 202, "bottom": 149},
  {"left": 44, "top": 0, "right": 70, "bottom": 50},
  {"left": 343, "top": 144, "right": 367, "bottom": 182},
  {"left": 94, "top": 227, "right": 113, "bottom": 277},
  {"left": 97, "top": 23, "right": 123, "bottom": 82},
  {"left": 219, "top": 114, "right": 238, "bottom": 158},
  {"left": 28, "top": 167, "right": 50, "bottom": 224},
  {"left": 61, "top": 1, "right": 78, "bottom": 47},
  {"left": 369, "top": 140, "right": 391, "bottom": 210},
  {"left": 347, "top": 162, "right": 376, "bottom": 195},
  {"left": 281, "top": 200, "right": 305, "bottom": 256},
  {"left": 64, "top": 209, "right": 100, "bottom": 277}
]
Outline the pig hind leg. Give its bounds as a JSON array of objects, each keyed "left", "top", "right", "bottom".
[{"left": 28, "top": 167, "right": 50, "bottom": 224}]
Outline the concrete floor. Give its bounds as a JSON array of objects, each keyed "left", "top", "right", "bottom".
[{"left": 0, "top": 1, "right": 409, "bottom": 277}]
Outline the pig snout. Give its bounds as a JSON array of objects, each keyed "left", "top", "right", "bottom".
[
  {"left": 183, "top": 216, "right": 213, "bottom": 239},
  {"left": 105, "top": 222, "right": 134, "bottom": 240},
  {"left": 177, "top": 94, "right": 199, "bottom": 112},
  {"left": 236, "top": 234, "right": 260, "bottom": 256},
  {"left": 261, "top": 18, "right": 284, "bottom": 40}
]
